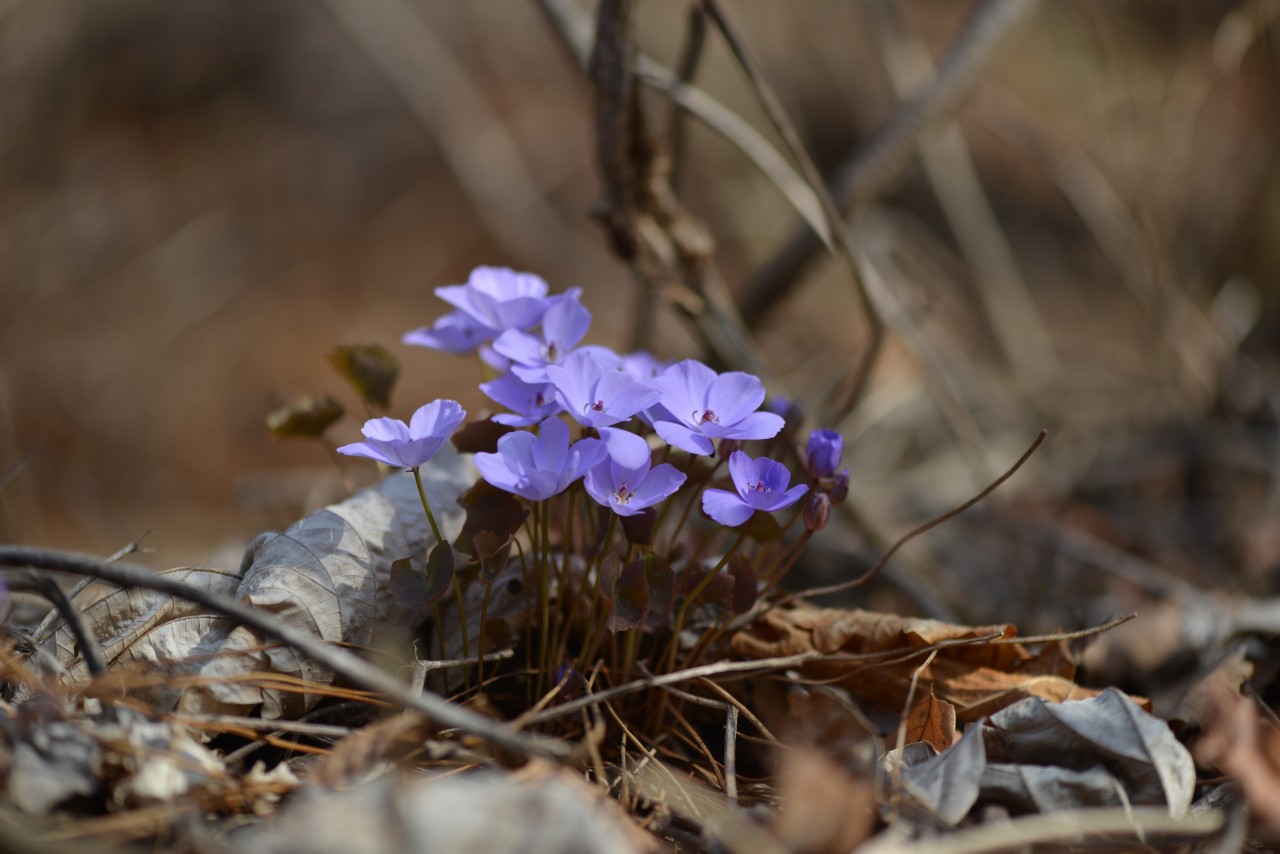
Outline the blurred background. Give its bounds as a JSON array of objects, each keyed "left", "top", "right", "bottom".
[{"left": 2, "top": 0, "right": 1279, "bottom": 650}]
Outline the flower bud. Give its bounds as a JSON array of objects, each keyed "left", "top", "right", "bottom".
[
  {"left": 803, "top": 492, "right": 830, "bottom": 532},
  {"left": 806, "top": 429, "right": 844, "bottom": 480},
  {"left": 828, "top": 469, "right": 850, "bottom": 505}
]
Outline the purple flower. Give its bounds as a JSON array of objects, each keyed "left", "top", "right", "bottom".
[
  {"left": 492, "top": 297, "right": 594, "bottom": 383},
  {"left": 702, "top": 451, "right": 808, "bottom": 527},
  {"left": 652, "top": 360, "right": 785, "bottom": 456},
  {"left": 337, "top": 400, "right": 466, "bottom": 469},
  {"left": 480, "top": 372, "right": 563, "bottom": 427},
  {"left": 473, "top": 416, "right": 606, "bottom": 501},
  {"left": 403, "top": 310, "right": 489, "bottom": 355},
  {"left": 584, "top": 429, "right": 686, "bottom": 517},
  {"left": 436, "top": 266, "right": 554, "bottom": 336},
  {"left": 806, "top": 429, "right": 844, "bottom": 480},
  {"left": 620, "top": 350, "right": 666, "bottom": 382},
  {"left": 546, "top": 351, "right": 662, "bottom": 429}
]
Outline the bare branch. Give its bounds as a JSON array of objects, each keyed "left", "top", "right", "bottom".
[{"left": 0, "top": 546, "right": 565, "bottom": 761}]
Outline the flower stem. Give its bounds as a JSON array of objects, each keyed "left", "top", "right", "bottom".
[
  {"left": 477, "top": 581, "right": 493, "bottom": 685},
  {"left": 663, "top": 455, "right": 724, "bottom": 554},
  {"left": 663, "top": 524, "right": 751, "bottom": 673},
  {"left": 411, "top": 468, "right": 445, "bottom": 546}
]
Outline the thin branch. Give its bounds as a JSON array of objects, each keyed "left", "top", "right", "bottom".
[
  {"left": 9, "top": 573, "right": 107, "bottom": 677},
  {"left": 520, "top": 651, "right": 822, "bottom": 726},
  {"left": 0, "top": 546, "right": 565, "bottom": 761},
  {"left": 790, "top": 429, "right": 1046, "bottom": 602},
  {"left": 668, "top": 3, "right": 708, "bottom": 189},
  {"left": 699, "top": 0, "right": 884, "bottom": 412},
  {"left": 740, "top": 0, "right": 1038, "bottom": 327},
  {"left": 35, "top": 532, "right": 150, "bottom": 644}
]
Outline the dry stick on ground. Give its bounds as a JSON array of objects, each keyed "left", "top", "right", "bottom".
[
  {"left": 7, "top": 573, "right": 107, "bottom": 678},
  {"left": 740, "top": 0, "right": 1039, "bottom": 328},
  {"left": 699, "top": 0, "right": 885, "bottom": 417},
  {"left": 34, "top": 533, "right": 149, "bottom": 644},
  {"left": 0, "top": 546, "right": 565, "bottom": 761}
]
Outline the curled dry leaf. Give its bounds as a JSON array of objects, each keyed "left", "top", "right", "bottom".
[
  {"left": 887, "top": 688, "right": 1195, "bottom": 827},
  {"left": 1196, "top": 688, "right": 1280, "bottom": 832},
  {"left": 731, "top": 604, "right": 1140, "bottom": 721},
  {"left": 54, "top": 447, "right": 475, "bottom": 719}
]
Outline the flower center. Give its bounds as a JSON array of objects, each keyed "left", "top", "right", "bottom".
[
  {"left": 583, "top": 399, "right": 606, "bottom": 414},
  {"left": 749, "top": 480, "right": 769, "bottom": 493},
  {"left": 695, "top": 409, "right": 719, "bottom": 424},
  {"left": 545, "top": 341, "right": 559, "bottom": 363},
  {"left": 534, "top": 391, "right": 547, "bottom": 407},
  {"left": 614, "top": 483, "right": 631, "bottom": 503}
]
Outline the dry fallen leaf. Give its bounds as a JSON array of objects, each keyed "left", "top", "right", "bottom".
[
  {"left": 772, "top": 749, "right": 876, "bottom": 854},
  {"left": 731, "top": 604, "right": 1134, "bottom": 722},
  {"left": 887, "top": 688, "right": 1195, "bottom": 827},
  {"left": 52, "top": 447, "right": 475, "bottom": 719}
]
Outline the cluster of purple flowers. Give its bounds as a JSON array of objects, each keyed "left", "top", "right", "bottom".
[{"left": 343, "top": 266, "right": 848, "bottom": 532}]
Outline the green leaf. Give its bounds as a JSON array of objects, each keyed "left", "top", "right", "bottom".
[
  {"left": 643, "top": 552, "right": 675, "bottom": 617},
  {"left": 598, "top": 554, "right": 650, "bottom": 632},
  {"left": 389, "top": 556, "right": 430, "bottom": 610},
  {"left": 473, "top": 530, "right": 513, "bottom": 584},
  {"left": 328, "top": 344, "right": 398, "bottom": 410},
  {"left": 454, "top": 481, "right": 529, "bottom": 558},
  {"left": 266, "top": 395, "right": 344, "bottom": 440},
  {"left": 423, "top": 540, "right": 456, "bottom": 603},
  {"left": 390, "top": 541, "right": 456, "bottom": 609}
]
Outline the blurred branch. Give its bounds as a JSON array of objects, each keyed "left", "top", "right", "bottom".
[
  {"left": 740, "top": 0, "right": 1038, "bottom": 327},
  {"left": 868, "top": 0, "right": 1056, "bottom": 387},
  {"left": 667, "top": 4, "right": 708, "bottom": 189},
  {"left": 323, "top": 0, "right": 574, "bottom": 269},
  {"left": 538, "top": 0, "right": 829, "bottom": 246},
  {"left": 697, "top": 0, "right": 884, "bottom": 420},
  {"left": 570, "top": 0, "right": 773, "bottom": 379}
]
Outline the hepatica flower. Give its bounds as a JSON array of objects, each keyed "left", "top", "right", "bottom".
[
  {"left": 585, "top": 429, "right": 686, "bottom": 517},
  {"left": 492, "top": 297, "right": 595, "bottom": 383},
  {"left": 474, "top": 416, "right": 606, "bottom": 501},
  {"left": 438, "top": 266, "right": 555, "bottom": 335},
  {"left": 402, "top": 310, "right": 489, "bottom": 355},
  {"left": 652, "top": 360, "right": 785, "bottom": 456},
  {"left": 702, "top": 451, "right": 808, "bottom": 527},
  {"left": 479, "top": 372, "right": 562, "bottom": 426},
  {"left": 547, "top": 351, "right": 661, "bottom": 429},
  {"left": 337, "top": 400, "right": 466, "bottom": 469},
  {"left": 404, "top": 266, "right": 566, "bottom": 355}
]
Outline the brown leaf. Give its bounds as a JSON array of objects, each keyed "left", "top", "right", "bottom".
[
  {"left": 904, "top": 688, "right": 956, "bottom": 752},
  {"left": 772, "top": 750, "right": 875, "bottom": 854},
  {"left": 731, "top": 605, "right": 1144, "bottom": 722}
]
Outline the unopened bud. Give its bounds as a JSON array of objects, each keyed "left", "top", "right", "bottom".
[
  {"left": 806, "top": 429, "right": 844, "bottom": 480},
  {"left": 828, "top": 469, "right": 850, "bottom": 505},
  {"left": 803, "top": 492, "right": 830, "bottom": 532}
]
